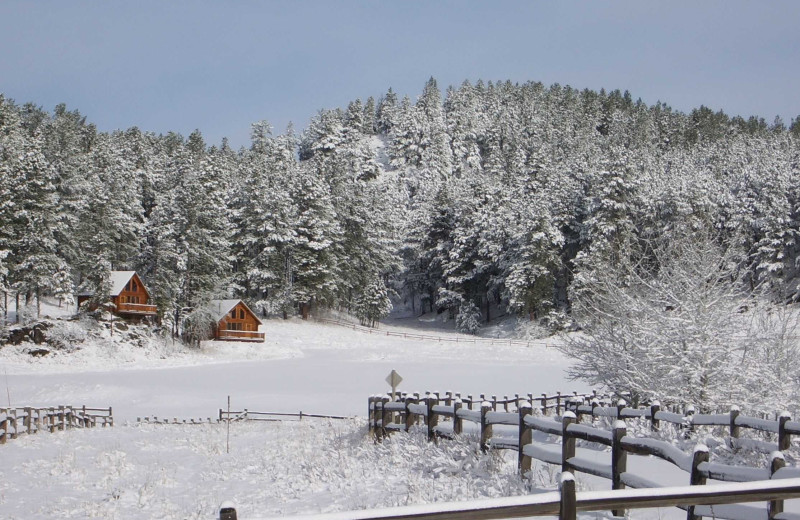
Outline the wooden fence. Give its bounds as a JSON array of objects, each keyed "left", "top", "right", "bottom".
[
  {"left": 218, "top": 409, "right": 352, "bottom": 423},
  {"left": 368, "top": 391, "right": 800, "bottom": 520},
  {"left": 0, "top": 405, "right": 113, "bottom": 445},
  {"left": 219, "top": 476, "right": 800, "bottom": 520},
  {"left": 315, "top": 317, "right": 544, "bottom": 348}
]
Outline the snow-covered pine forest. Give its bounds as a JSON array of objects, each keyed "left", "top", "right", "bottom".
[{"left": 2, "top": 78, "right": 800, "bottom": 411}]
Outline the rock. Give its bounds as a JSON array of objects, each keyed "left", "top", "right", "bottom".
[
  {"left": 31, "top": 327, "right": 46, "bottom": 344},
  {"left": 115, "top": 321, "right": 129, "bottom": 332},
  {"left": 8, "top": 328, "right": 29, "bottom": 345},
  {"left": 26, "top": 347, "right": 51, "bottom": 357}
]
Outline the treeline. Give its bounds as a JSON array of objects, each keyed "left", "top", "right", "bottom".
[{"left": 0, "top": 78, "right": 799, "bottom": 333}]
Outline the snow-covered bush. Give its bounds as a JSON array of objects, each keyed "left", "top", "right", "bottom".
[{"left": 563, "top": 232, "right": 800, "bottom": 412}]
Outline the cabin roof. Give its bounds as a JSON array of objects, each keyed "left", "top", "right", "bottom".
[
  {"left": 109, "top": 271, "right": 137, "bottom": 295},
  {"left": 77, "top": 271, "right": 147, "bottom": 297},
  {"left": 207, "top": 299, "right": 263, "bottom": 324}
]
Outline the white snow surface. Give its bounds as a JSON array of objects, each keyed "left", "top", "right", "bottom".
[
  {"left": 0, "top": 301, "right": 588, "bottom": 518},
  {"left": 4, "top": 301, "right": 788, "bottom": 520}
]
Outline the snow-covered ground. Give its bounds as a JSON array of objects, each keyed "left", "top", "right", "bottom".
[
  {"left": 1, "top": 302, "right": 577, "bottom": 422},
  {"left": 0, "top": 419, "right": 542, "bottom": 520},
  {"left": 3, "top": 301, "right": 788, "bottom": 520},
  {"left": 0, "top": 301, "right": 587, "bottom": 519}
]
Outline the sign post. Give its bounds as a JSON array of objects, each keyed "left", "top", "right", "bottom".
[{"left": 385, "top": 369, "right": 403, "bottom": 424}]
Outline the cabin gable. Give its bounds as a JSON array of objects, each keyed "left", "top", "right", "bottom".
[{"left": 113, "top": 273, "right": 151, "bottom": 305}]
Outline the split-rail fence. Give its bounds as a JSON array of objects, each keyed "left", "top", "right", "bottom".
[
  {"left": 218, "top": 409, "right": 352, "bottom": 422},
  {"left": 364, "top": 391, "right": 800, "bottom": 520},
  {"left": 0, "top": 405, "right": 113, "bottom": 445}
]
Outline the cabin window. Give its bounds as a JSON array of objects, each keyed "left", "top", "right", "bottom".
[
  {"left": 239, "top": 308, "right": 245, "bottom": 319},
  {"left": 226, "top": 322, "right": 242, "bottom": 331},
  {"left": 230, "top": 310, "right": 236, "bottom": 319}
]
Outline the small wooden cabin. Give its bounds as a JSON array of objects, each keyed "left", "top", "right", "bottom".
[
  {"left": 77, "top": 271, "right": 158, "bottom": 319},
  {"left": 208, "top": 299, "right": 264, "bottom": 342}
]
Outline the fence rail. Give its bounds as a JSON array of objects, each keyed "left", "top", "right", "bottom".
[
  {"left": 217, "top": 330, "right": 266, "bottom": 341},
  {"left": 218, "top": 409, "right": 352, "bottom": 423},
  {"left": 116, "top": 302, "right": 158, "bottom": 315},
  {"left": 368, "top": 390, "right": 800, "bottom": 520},
  {"left": 0, "top": 405, "right": 113, "bottom": 445},
  {"left": 220, "top": 475, "right": 800, "bottom": 520},
  {"left": 315, "top": 317, "right": 545, "bottom": 348}
]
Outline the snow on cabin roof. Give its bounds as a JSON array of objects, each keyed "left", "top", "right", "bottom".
[
  {"left": 77, "top": 271, "right": 143, "bottom": 297},
  {"left": 109, "top": 271, "right": 137, "bottom": 295},
  {"left": 207, "top": 299, "right": 263, "bottom": 324}
]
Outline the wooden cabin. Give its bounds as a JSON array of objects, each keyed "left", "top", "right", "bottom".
[
  {"left": 207, "top": 299, "right": 264, "bottom": 342},
  {"left": 77, "top": 271, "right": 158, "bottom": 319}
]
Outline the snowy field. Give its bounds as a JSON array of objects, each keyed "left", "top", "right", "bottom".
[
  {"left": 0, "top": 302, "right": 590, "bottom": 519},
  {"left": 4, "top": 303, "right": 789, "bottom": 520}
]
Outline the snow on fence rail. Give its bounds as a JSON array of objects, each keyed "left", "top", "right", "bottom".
[
  {"left": 367, "top": 391, "right": 800, "bottom": 520},
  {"left": 0, "top": 405, "right": 113, "bottom": 445},
  {"left": 315, "top": 317, "right": 547, "bottom": 348},
  {"left": 219, "top": 476, "right": 800, "bottom": 520}
]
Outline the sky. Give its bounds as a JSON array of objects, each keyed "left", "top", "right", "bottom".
[{"left": 1, "top": 1, "right": 798, "bottom": 148}]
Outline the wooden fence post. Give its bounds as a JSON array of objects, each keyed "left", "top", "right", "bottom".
[
  {"left": 616, "top": 398, "right": 627, "bottom": 420},
  {"left": 58, "top": 405, "right": 65, "bottom": 431},
  {"left": 480, "top": 401, "right": 493, "bottom": 453},
  {"left": 559, "top": 472, "right": 576, "bottom": 520},
  {"left": 380, "top": 396, "right": 390, "bottom": 439},
  {"left": 650, "top": 401, "right": 661, "bottom": 431},
  {"left": 453, "top": 399, "right": 463, "bottom": 435},
  {"left": 778, "top": 411, "right": 791, "bottom": 451},
  {"left": 24, "top": 407, "right": 32, "bottom": 435},
  {"left": 770, "top": 451, "right": 786, "bottom": 519},
  {"left": 518, "top": 401, "right": 532, "bottom": 476},
  {"left": 9, "top": 409, "right": 17, "bottom": 439},
  {"left": 367, "top": 396, "right": 374, "bottom": 436},
  {"left": 684, "top": 405, "right": 695, "bottom": 438},
  {"left": 0, "top": 409, "right": 6, "bottom": 445},
  {"left": 219, "top": 502, "right": 238, "bottom": 520},
  {"left": 405, "top": 394, "right": 416, "bottom": 432},
  {"left": 687, "top": 444, "right": 709, "bottom": 520},
  {"left": 730, "top": 405, "right": 740, "bottom": 444},
  {"left": 561, "top": 411, "right": 576, "bottom": 474},
  {"left": 612, "top": 420, "right": 628, "bottom": 518},
  {"left": 541, "top": 393, "right": 548, "bottom": 416},
  {"left": 426, "top": 393, "right": 438, "bottom": 442}
]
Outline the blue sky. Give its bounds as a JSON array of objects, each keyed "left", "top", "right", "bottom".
[{"left": 1, "top": 1, "right": 798, "bottom": 148}]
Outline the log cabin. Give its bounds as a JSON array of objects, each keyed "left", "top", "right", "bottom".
[
  {"left": 207, "top": 299, "right": 265, "bottom": 342},
  {"left": 77, "top": 271, "right": 158, "bottom": 319}
]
